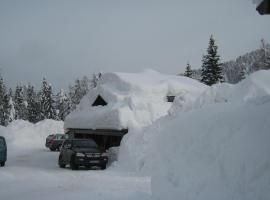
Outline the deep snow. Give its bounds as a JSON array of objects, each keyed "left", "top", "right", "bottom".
[
  {"left": 0, "top": 120, "right": 151, "bottom": 200},
  {"left": 117, "top": 70, "right": 270, "bottom": 200},
  {"left": 1, "top": 70, "right": 270, "bottom": 200},
  {"left": 65, "top": 70, "right": 207, "bottom": 130}
]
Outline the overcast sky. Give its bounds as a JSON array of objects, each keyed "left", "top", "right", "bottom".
[{"left": 0, "top": 0, "right": 269, "bottom": 90}]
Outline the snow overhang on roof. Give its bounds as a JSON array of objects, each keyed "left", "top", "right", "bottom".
[{"left": 64, "top": 70, "right": 208, "bottom": 130}]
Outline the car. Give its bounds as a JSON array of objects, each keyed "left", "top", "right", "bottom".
[
  {"left": 46, "top": 134, "right": 68, "bottom": 151},
  {"left": 45, "top": 134, "right": 54, "bottom": 148},
  {"left": 58, "top": 139, "right": 108, "bottom": 170},
  {"left": 0, "top": 136, "right": 7, "bottom": 167}
]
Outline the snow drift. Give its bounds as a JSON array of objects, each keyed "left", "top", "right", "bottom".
[
  {"left": 117, "top": 70, "right": 270, "bottom": 200},
  {"left": 0, "top": 119, "right": 64, "bottom": 149}
]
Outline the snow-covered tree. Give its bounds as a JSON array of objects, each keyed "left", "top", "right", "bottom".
[
  {"left": 184, "top": 62, "right": 193, "bottom": 78},
  {"left": 14, "top": 84, "right": 28, "bottom": 120},
  {"left": 69, "top": 76, "right": 92, "bottom": 111},
  {"left": 90, "top": 73, "right": 102, "bottom": 88},
  {"left": 201, "top": 35, "right": 224, "bottom": 86},
  {"left": 56, "top": 89, "right": 71, "bottom": 121},
  {"left": 0, "top": 76, "right": 10, "bottom": 126},
  {"left": 7, "top": 89, "right": 15, "bottom": 123},
  {"left": 26, "top": 84, "right": 40, "bottom": 123},
  {"left": 40, "top": 78, "right": 56, "bottom": 120},
  {"left": 222, "top": 40, "right": 270, "bottom": 83}
]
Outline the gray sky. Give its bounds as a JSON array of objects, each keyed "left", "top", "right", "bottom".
[{"left": 0, "top": 0, "right": 269, "bottom": 90}]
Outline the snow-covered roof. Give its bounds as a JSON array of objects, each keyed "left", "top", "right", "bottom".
[{"left": 64, "top": 70, "right": 207, "bottom": 130}]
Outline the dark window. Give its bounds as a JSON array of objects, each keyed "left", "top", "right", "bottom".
[
  {"left": 92, "top": 95, "right": 108, "bottom": 106},
  {"left": 167, "top": 95, "right": 175, "bottom": 102}
]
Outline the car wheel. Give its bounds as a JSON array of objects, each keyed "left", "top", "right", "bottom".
[
  {"left": 49, "top": 147, "right": 55, "bottom": 151},
  {"left": 0, "top": 162, "right": 5, "bottom": 167},
  {"left": 101, "top": 164, "right": 106, "bottom": 170},
  {"left": 70, "top": 156, "right": 78, "bottom": 170},
  {"left": 58, "top": 156, "right": 65, "bottom": 168}
]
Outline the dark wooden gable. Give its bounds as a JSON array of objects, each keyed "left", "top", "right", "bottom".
[
  {"left": 92, "top": 95, "right": 108, "bottom": 106},
  {"left": 166, "top": 95, "right": 175, "bottom": 102},
  {"left": 257, "top": 0, "right": 270, "bottom": 15}
]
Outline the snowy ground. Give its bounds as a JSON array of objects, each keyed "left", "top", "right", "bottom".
[
  {"left": 0, "top": 149, "right": 151, "bottom": 200},
  {"left": 0, "top": 121, "right": 151, "bottom": 200},
  {"left": 1, "top": 70, "right": 270, "bottom": 200}
]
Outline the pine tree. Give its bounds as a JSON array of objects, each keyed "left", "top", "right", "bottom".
[
  {"left": 69, "top": 76, "right": 91, "bottom": 111},
  {"left": 90, "top": 73, "right": 102, "bottom": 88},
  {"left": 184, "top": 62, "right": 193, "bottom": 78},
  {"left": 40, "top": 78, "right": 56, "bottom": 120},
  {"left": 14, "top": 84, "right": 28, "bottom": 120},
  {"left": 239, "top": 67, "right": 246, "bottom": 81},
  {"left": 56, "top": 89, "right": 71, "bottom": 121},
  {"left": 7, "top": 89, "right": 15, "bottom": 123},
  {"left": 201, "top": 35, "right": 224, "bottom": 86},
  {"left": 26, "top": 84, "right": 39, "bottom": 123},
  {"left": 0, "top": 76, "right": 9, "bottom": 126}
]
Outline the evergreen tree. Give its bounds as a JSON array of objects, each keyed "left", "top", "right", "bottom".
[
  {"left": 69, "top": 76, "right": 91, "bottom": 111},
  {"left": 239, "top": 67, "right": 246, "bottom": 81},
  {"left": 56, "top": 89, "right": 71, "bottom": 121},
  {"left": 26, "top": 84, "right": 39, "bottom": 123},
  {"left": 0, "top": 76, "right": 9, "bottom": 126},
  {"left": 40, "top": 78, "right": 56, "bottom": 120},
  {"left": 184, "top": 62, "right": 193, "bottom": 78},
  {"left": 90, "top": 73, "right": 102, "bottom": 88},
  {"left": 14, "top": 84, "right": 28, "bottom": 120},
  {"left": 7, "top": 89, "right": 15, "bottom": 123},
  {"left": 201, "top": 35, "right": 224, "bottom": 86}
]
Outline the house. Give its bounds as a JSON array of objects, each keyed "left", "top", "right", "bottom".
[
  {"left": 64, "top": 70, "right": 206, "bottom": 149},
  {"left": 256, "top": 0, "right": 270, "bottom": 15}
]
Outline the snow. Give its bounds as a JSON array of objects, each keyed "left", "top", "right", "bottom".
[
  {"left": 0, "top": 120, "right": 151, "bottom": 200},
  {"left": 64, "top": 70, "right": 207, "bottom": 130},
  {"left": 116, "top": 70, "right": 270, "bottom": 200},
  {"left": 1, "top": 70, "right": 270, "bottom": 200}
]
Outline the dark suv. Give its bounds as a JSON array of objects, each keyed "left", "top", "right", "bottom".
[
  {"left": 46, "top": 134, "right": 68, "bottom": 151},
  {"left": 58, "top": 139, "right": 108, "bottom": 170},
  {"left": 0, "top": 136, "right": 7, "bottom": 167}
]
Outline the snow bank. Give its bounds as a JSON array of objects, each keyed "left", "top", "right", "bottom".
[
  {"left": 117, "top": 70, "right": 270, "bottom": 200},
  {"left": 65, "top": 70, "right": 207, "bottom": 130},
  {"left": 0, "top": 120, "right": 64, "bottom": 149},
  {"left": 194, "top": 70, "right": 270, "bottom": 108}
]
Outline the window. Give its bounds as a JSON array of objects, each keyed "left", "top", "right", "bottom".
[{"left": 167, "top": 95, "right": 175, "bottom": 102}]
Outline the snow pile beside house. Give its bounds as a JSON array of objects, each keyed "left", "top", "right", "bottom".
[
  {"left": 64, "top": 70, "right": 207, "bottom": 130},
  {"left": 0, "top": 119, "right": 63, "bottom": 149},
  {"left": 117, "top": 70, "right": 270, "bottom": 200}
]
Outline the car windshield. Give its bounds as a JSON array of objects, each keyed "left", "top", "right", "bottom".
[{"left": 72, "top": 140, "right": 97, "bottom": 148}]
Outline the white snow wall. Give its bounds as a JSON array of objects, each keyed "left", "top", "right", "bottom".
[{"left": 117, "top": 70, "right": 270, "bottom": 200}]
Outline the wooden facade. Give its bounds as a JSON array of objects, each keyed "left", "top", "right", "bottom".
[
  {"left": 65, "top": 128, "right": 128, "bottom": 150},
  {"left": 256, "top": 0, "right": 270, "bottom": 15}
]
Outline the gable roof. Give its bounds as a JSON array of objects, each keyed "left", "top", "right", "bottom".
[{"left": 64, "top": 70, "right": 208, "bottom": 130}]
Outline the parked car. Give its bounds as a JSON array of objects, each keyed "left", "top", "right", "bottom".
[
  {"left": 0, "top": 136, "right": 7, "bottom": 167},
  {"left": 46, "top": 134, "right": 68, "bottom": 151},
  {"left": 58, "top": 139, "right": 108, "bottom": 170}
]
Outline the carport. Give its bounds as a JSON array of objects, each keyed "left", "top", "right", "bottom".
[{"left": 65, "top": 128, "right": 128, "bottom": 150}]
